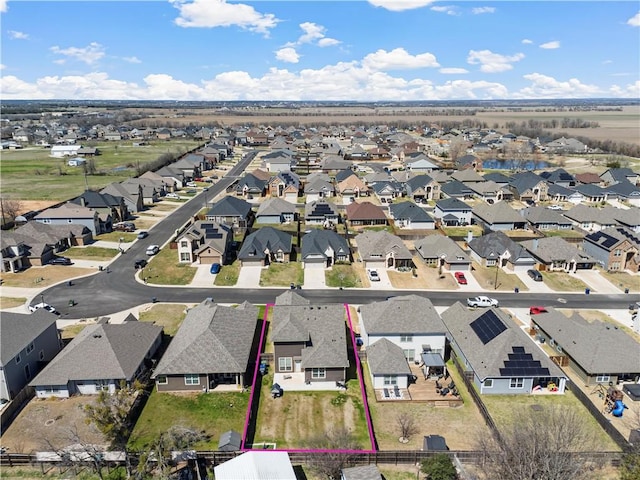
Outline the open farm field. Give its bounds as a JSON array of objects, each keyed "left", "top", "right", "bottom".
[{"left": 0, "top": 140, "right": 200, "bottom": 201}]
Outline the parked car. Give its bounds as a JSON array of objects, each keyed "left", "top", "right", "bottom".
[
  {"left": 529, "top": 306, "right": 548, "bottom": 315},
  {"left": 146, "top": 245, "right": 160, "bottom": 256},
  {"left": 547, "top": 204, "right": 563, "bottom": 211},
  {"left": 186, "top": 182, "right": 197, "bottom": 187},
  {"left": 137, "top": 231, "right": 148, "bottom": 239},
  {"left": 49, "top": 256, "right": 72, "bottom": 265},
  {"left": 113, "top": 222, "right": 136, "bottom": 232},
  {"left": 28, "top": 302, "right": 59, "bottom": 315},
  {"left": 165, "top": 193, "right": 180, "bottom": 199},
  {"left": 185, "top": 189, "right": 197, "bottom": 194},
  {"left": 527, "top": 269, "right": 543, "bottom": 281},
  {"left": 467, "top": 296, "right": 499, "bottom": 308},
  {"left": 367, "top": 269, "right": 380, "bottom": 282},
  {"left": 134, "top": 258, "right": 148, "bottom": 269},
  {"left": 210, "top": 263, "right": 221, "bottom": 274},
  {"left": 194, "top": 177, "right": 204, "bottom": 182},
  {"left": 212, "top": 175, "right": 219, "bottom": 179},
  {"left": 454, "top": 272, "right": 467, "bottom": 285},
  {"left": 203, "top": 178, "right": 214, "bottom": 183}
]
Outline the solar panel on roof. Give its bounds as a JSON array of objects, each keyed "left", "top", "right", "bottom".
[
  {"left": 499, "top": 346, "right": 550, "bottom": 377},
  {"left": 470, "top": 310, "right": 507, "bottom": 344}
]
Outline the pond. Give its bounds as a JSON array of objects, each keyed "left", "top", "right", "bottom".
[{"left": 483, "top": 158, "right": 550, "bottom": 170}]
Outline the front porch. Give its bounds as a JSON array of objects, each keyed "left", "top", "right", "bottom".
[{"left": 273, "top": 372, "right": 347, "bottom": 392}]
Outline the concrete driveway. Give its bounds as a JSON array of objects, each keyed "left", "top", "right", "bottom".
[
  {"left": 367, "top": 268, "right": 393, "bottom": 289},
  {"left": 236, "top": 265, "right": 263, "bottom": 288},
  {"left": 451, "top": 270, "right": 484, "bottom": 292},
  {"left": 304, "top": 267, "right": 327, "bottom": 289},
  {"left": 515, "top": 271, "right": 555, "bottom": 293},
  {"left": 189, "top": 264, "right": 215, "bottom": 287},
  {"left": 578, "top": 270, "right": 622, "bottom": 294}
]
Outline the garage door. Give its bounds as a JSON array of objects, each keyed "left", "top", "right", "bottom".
[
  {"left": 304, "top": 260, "right": 326, "bottom": 269},
  {"left": 242, "top": 260, "right": 263, "bottom": 267}
]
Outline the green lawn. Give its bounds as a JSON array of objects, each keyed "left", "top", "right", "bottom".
[
  {"left": 542, "top": 229, "right": 585, "bottom": 239},
  {"left": 325, "top": 264, "right": 360, "bottom": 288},
  {"left": 145, "top": 247, "right": 197, "bottom": 285},
  {"left": 128, "top": 389, "right": 250, "bottom": 451},
  {"left": 214, "top": 260, "right": 241, "bottom": 286},
  {"left": 259, "top": 262, "right": 304, "bottom": 287},
  {"left": 471, "top": 262, "right": 528, "bottom": 292},
  {"left": 442, "top": 225, "right": 483, "bottom": 238},
  {"left": 138, "top": 304, "right": 188, "bottom": 336},
  {"left": 599, "top": 270, "right": 640, "bottom": 293},
  {"left": 542, "top": 271, "right": 590, "bottom": 292},
  {"left": 64, "top": 246, "right": 120, "bottom": 260},
  {"left": 93, "top": 231, "right": 137, "bottom": 242},
  {"left": 0, "top": 140, "right": 200, "bottom": 201}
]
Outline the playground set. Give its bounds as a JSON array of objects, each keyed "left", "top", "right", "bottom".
[{"left": 595, "top": 385, "right": 629, "bottom": 418}]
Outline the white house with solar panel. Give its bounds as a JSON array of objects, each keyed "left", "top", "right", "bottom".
[{"left": 441, "top": 303, "right": 567, "bottom": 395}]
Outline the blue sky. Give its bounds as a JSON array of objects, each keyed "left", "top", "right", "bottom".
[{"left": 1, "top": 0, "right": 639, "bottom": 100}]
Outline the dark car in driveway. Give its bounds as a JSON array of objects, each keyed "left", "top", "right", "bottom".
[
  {"left": 527, "top": 269, "right": 543, "bottom": 281},
  {"left": 49, "top": 256, "right": 72, "bottom": 265},
  {"left": 210, "top": 263, "right": 221, "bottom": 274}
]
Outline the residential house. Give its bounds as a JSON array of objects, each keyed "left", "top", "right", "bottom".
[
  {"left": 336, "top": 172, "right": 368, "bottom": 202},
  {"left": 263, "top": 150, "right": 295, "bottom": 172},
  {"left": 530, "top": 308, "right": 640, "bottom": 386},
  {"left": 237, "top": 227, "right": 294, "bottom": 266},
  {"left": 610, "top": 207, "right": 640, "bottom": 233},
  {"left": 450, "top": 169, "right": 485, "bottom": 184},
  {"left": 121, "top": 178, "right": 162, "bottom": 205},
  {"left": 414, "top": 235, "right": 471, "bottom": 271},
  {"left": 50, "top": 145, "right": 81, "bottom": 157},
  {"left": 255, "top": 197, "right": 297, "bottom": 224},
  {"left": 440, "top": 180, "right": 476, "bottom": 201},
  {"left": 1, "top": 310, "right": 62, "bottom": 400},
  {"left": 154, "top": 300, "right": 259, "bottom": 392},
  {"left": 205, "top": 196, "right": 253, "bottom": 233},
  {"left": 35, "top": 203, "right": 104, "bottom": 236},
  {"left": 405, "top": 156, "right": 439, "bottom": 173},
  {"left": 0, "top": 237, "right": 29, "bottom": 272},
  {"left": 11, "top": 221, "right": 93, "bottom": 256},
  {"left": 433, "top": 198, "right": 472, "bottom": 226},
  {"left": 354, "top": 230, "right": 412, "bottom": 269},
  {"left": 235, "top": 172, "right": 268, "bottom": 198},
  {"left": 456, "top": 154, "right": 482, "bottom": 171},
  {"left": 100, "top": 182, "right": 145, "bottom": 214},
  {"left": 370, "top": 180, "right": 404, "bottom": 204},
  {"left": 31, "top": 320, "right": 162, "bottom": 398},
  {"left": 539, "top": 168, "right": 576, "bottom": 188},
  {"left": 508, "top": 171, "right": 549, "bottom": 202},
  {"left": 442, "top": 302, "right": 567, "bottom": 395},
  {"left": 214, "top": 451, "right": 296, "bottom": 480},
  {"left": 562, "top": 205, "right": 618, "bottom": 232},
  {"left": 271, "top": 300, "right": 349, "bottom": 386},
  {"left": 583, "top": 227, "right": 640, "bottom": 272},
  {"left": 521, "top": 237, "right": 596, "bottom": 272},
  {"left": 389, "top": 201, "right": 435, "bottom": 230},
  {"left": 345, "top": 201, "right": 387, "bottom": 227},
  {"left": 365, "top": 338, "right": 414, "bottom": 392},
  {"left": 301, "top": 229, "right": 350, "bottom": 268},
  {"left": 70, "top": 190, "right": 129, "bottom": 223},
  {"left": 170, "top": 156, "right": 202, "bottom": 180},
  {"left": 176, "top": 221, "right": 232, "bottom": 265},
  {"left": 304, "top": 176, "right": 335, "bottom": 202},
  {"left": 155, "top": 165, "right": 187, "bottom": 189},
  {"left": 140, "top": 170, "right": 177, "bottom": 192},
  {"left": 468, "top": 231, "right": 536, "bottom": 271},
  {"left": 405, "top": 174, "right": 440, "bottom": 203},
  {"left": 600, "top": 168, "right": 639, "bottom": 186},
  {"left": 305, "top": 200, "right": 340, "bottom": 226},
  {"left": 573, "top": 184, "right": 608, "bottom": 203},
  {"left": 606, "top": 181, "right": 640, "bottom": 207},
  {"left": 472, "top": 202, "right": 526, "bottom": 231},
  {"left": 520, "top": 206, "right": 573, "bottom": 231},
  {"left": 482, "top": 172, "right": 512, "bottom": 186},
  {"left": 575, "top": 172, "right": 603, "bottom": 186},
  {"left": 268, "top": 171, "right": 301, "bottom": 202},
  {"left": 545, "top": 136, "right": 587, "bottom": 154},
  {"left": 466, "top": 181, "right": 512, "bottom": 203}
]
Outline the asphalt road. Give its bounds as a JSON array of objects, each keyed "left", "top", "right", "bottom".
[{"left": 37, "top": 149, "right": 640, "bottom": 319}]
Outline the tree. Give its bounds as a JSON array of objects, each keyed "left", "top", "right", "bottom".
[
  {"left": 421, "top": 454, "right": 458, "bottom": 480},
  {"left": 448, "top": 136, "right": 468, "bottom": 165},
  {"left": 0, "top": 195, "right": 22, "bottom": 226},
  {"left": 397, "top": 412, "right": 419, "bottom": 442},
  {"left": 305, "top": 427, "right": 362, "bottom": 479},
  {"left": 474, "top": 405, "right": 600, "bottom": 480}
]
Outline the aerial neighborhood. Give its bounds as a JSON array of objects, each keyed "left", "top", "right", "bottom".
[{"left": 1, "top": 112, "right": 640, "bottom": 479}]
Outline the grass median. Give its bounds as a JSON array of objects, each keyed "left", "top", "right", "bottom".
[{"left": 144, "top": 248, "right": 197, "bottom": 285}]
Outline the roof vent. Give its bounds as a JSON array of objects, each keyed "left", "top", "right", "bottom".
[{"left": 93, "top": 334, "right": 102, "bottom": 339}]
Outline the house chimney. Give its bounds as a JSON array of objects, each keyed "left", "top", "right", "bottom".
[
  {"left": 466, "top": 231, "right": 473, "bottom": 243},
  {"left": 532, "top": 238, "right": 539, "bottom": 251}
]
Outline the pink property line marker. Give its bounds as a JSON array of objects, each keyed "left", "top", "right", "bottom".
[{"left": 240, "top": 302, "right": 376, "bottom": 453}]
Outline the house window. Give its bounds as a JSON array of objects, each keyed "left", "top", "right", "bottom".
[
  {"left": 180, "top": 252, "right": 191, "bottom": 262},
  {"left": 400, "top": 335, "right": 413, "bottom": 343},
  {"left": 157, "top": 375, "right": 168, "bottom": 385},
  {"left": 596, "top": 375, "right": 610, "bottom": 383},
  {"left": 311, "top": 368, "right": 326, "bottom": 379},
  {"left": 184, "top": 374, "right": 200, "bottom": 386},
  {"left": 383, "top": 376, "right": 397, "bottom": 385},
  {"left": 24, "top": 364, "right": 31, "bottom": 381},
  {"left": 484, "top": 379, "right": 493, "bottom": 388},
  {"left": 403, "top": 349, "right": 415, "bottom": 362},
  {"left": 614, "top": 249, "right": 622, "bottom": 257},
  {"left": 509, "top": 378, "right": 524, "bottom": 389},
  {"left": 181, "top": 241, "right": 188, "bottom": 248},
  {"left": 15, "top": 353, "right": 21, "bottom": 365},
  {"left": 26, "top": 342, "right": 34, "bottom": 355},
  {"left": 278, "top": 357, "right": 293, "bottom": 372},
  {"left": 39, "top": 350, "right": 45, "bottom": 361}
]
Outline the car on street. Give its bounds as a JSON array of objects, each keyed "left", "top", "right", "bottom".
[
  {"left": 367, "top": 269, "right": 380, "bottom": 282},
  {"left": 146, "top": 245, "right": 160, "bottom": 256},
  {"left": 527, "top": 269, "right": 543, "bottom": 281},
  {"left": 454, "top": 272, "right": 467, "bottom": 285},
  {"left": 134, "top": 259, "right": 147, "bottom": 269},
  {"left": 210, "top": 263, "right": 221, "bottom": 274},
  {"left": 137, "top": 231, "right": 148, "bottom": 239},
  {"left": 212, "top": 175, "right": 219, "bottom": 179},
  {"left": 49, "top": 256, "right": 72, "bottom": 265},
  {"left": 529, "top": 306, "right": 548, "bottom": 315},
  {"left": 28, "top": 302, "right": 59, "bottom": 315},
  {"left": 467, "top": 296, "right": 499, "bottom": 308}
]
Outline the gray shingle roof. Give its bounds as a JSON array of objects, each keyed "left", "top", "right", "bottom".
[
  {"left": 468, "top": 231, "right": 533, "bottom": 262},
  {"left": 520, "top": 206, "right": 572, "bottom": 226},
  {"left": 271, "top": 303, "right": 349, "bottom": 369},
  {"left": 531, "top": 308, "right": 640, "bottom": 374},
  {"left": 207, "top": 195, "right": 253, "bottom": 218},
  {"left": 360, "top": 295, "right": 445, "bottom": 335},
  {"left": 1, "top": 310, "right": 58, "bottom": 365},
  {"left": 301, "top": 229, "right": 349, "bottom": 260},
  {"left": 154, "top": 301, "right": 258, "bottom": 376},
  {"left": 355, "top": 230, "right": 412, "bottom": 261},
  {"left": 238, "top": 227, "right": 293, "bottom": 260},
  {"left": 435, "top": 197, "right": 472, "bottom": 211},
  {"left": 414, "top": 235, "right": 470, "bottom": 264},
  {"left": 389, "top": 201, "right": 434, "bottom": 223},
  {"left": 256, "top": 197, "right": 296, "bottom": 217},
  {"left": 472, "top": 201, "right": 524, "bottom": 224},
  {"left": 30, "top": 322, "right": 162, "bottom": 386},
  {"left": 367, "top": 338, "right": 411, "bottom": 376},
  {"left": 521, "top": 237, "right": 595, "bottom": 264}
]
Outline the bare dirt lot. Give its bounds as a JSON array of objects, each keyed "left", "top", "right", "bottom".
[{"left": 1, "top": 396, "right": 107, "bottom": 453}]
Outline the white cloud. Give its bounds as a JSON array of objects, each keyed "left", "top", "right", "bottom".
[
  {"left": 431, "top": 5, "right": 458, "bottom": 15},
  {"left": 318, "top": 38, "right": 340, "bottom": 47},
  {"left": 609, "top": 80, "right": 640, "bottom": 98},
  {"left": 8, "top": 30, "right": 29, "bottom": 40},
  {"left": 0, "top": 0, "right": 7, "bottom": 13},
  {"left": 0, "top": 64, "right": 5, "bottom": 70},
  {"left": 467, "top": 49, "right": 524, "bottom": 73},
  {"left": 275, "top": 47, "right": 300, "bottom": 63},
  {"left": 172, "top": 0, "right": 279, "bottom": 36},
  {"left": 522, "top": 39, "right": 533, "bottom": 44},
  {"left": 439, "top": 67, "right": 469, "bottom": 74},
  {"left": 602, "top": 60, "right": 613, "bottom": 65},
  {"left": 367, "top": 0, "right": 434, "bottom": 12},
  {"left": 518, "top": 73, "right": 600, "bottom": 98},
  {"left": 540, "top": 41, "right": 560, "bottom": 49},
  {"left": 472, "top": 6, "right": 495, "bottom": 14},
  {"left": 627, "top": 12, "right": 640, "bottom": 27},
  {"left": 123, "top": 56, "right": 142, "bottom": 64},
  {"left": 362, "top": 48, "right": 439, "bottom": 71},
  {"left": 298, "top": 22, "right": 325, "bottom": 44},
  {"left": 50, "top": 42, "right": 105, "bottom": 65}
]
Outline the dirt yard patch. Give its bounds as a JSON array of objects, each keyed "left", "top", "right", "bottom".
[
  {"left": 0, "top": 266, "right": 95, "bottom": 288},
  {"left": 0, "top": 296, "right": 27, "bottom": 309},
  {"left": 1, "top": 396, "right": 107, "bottom": 453},
  {"left": 400, "top": 255, "right": 459, "bottom": 290},
  {"left": 138, "top": 303, "right": 189, "bottom": 336}
]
